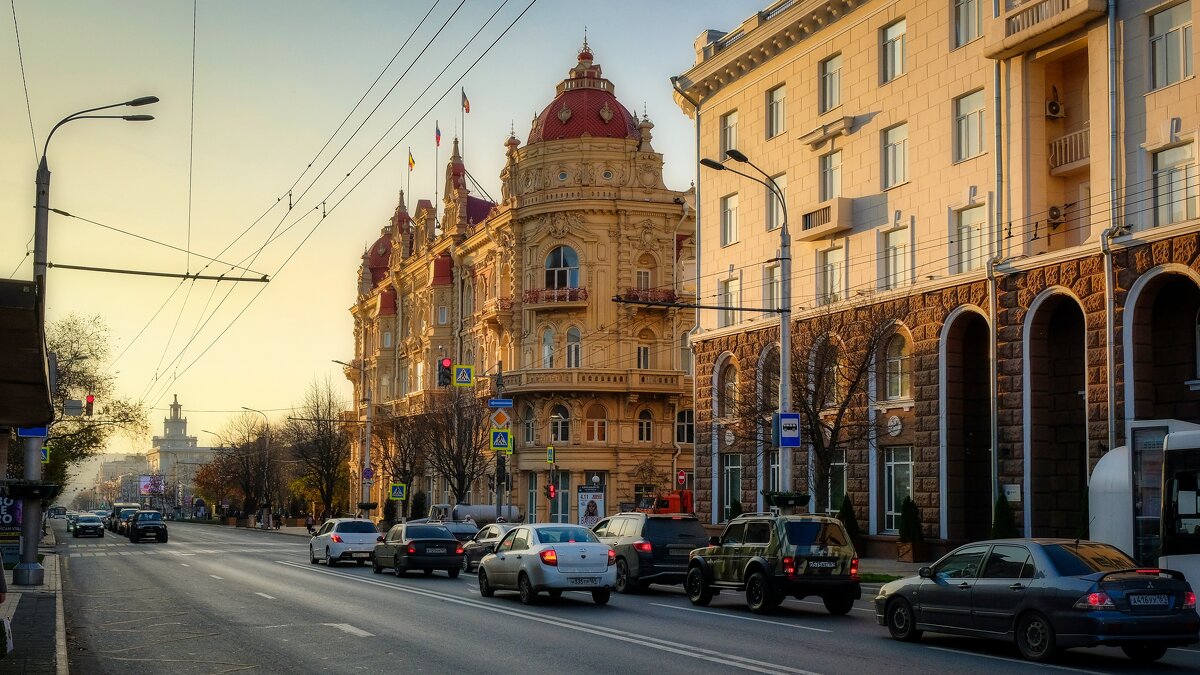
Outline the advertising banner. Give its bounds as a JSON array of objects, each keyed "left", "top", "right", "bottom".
[
  {"left": 0, "top": 497, "right": 22, "bottom": 563},
  {"left": 138, "top": 474, "right": 165, "bottom": 496},
  {"left": 577, "top": 485, "right": 604, "bottom": 527}
]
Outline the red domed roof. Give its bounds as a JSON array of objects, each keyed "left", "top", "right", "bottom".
[
  {"left": 365, "top": 233, "right": 391, "bottom": 285},
  {"left": 528, "top": 45, "right": 640, "bottom": 145}
]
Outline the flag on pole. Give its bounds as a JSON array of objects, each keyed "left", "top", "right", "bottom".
[
  {"left": 407, "top": 149, "right": 415, "bottom": 171},
  {"left": 461, "top": 89, "right": 470, "bottom": 114},
  {"left": 436, "top": 122, "right": 442, "bottom": 147}
]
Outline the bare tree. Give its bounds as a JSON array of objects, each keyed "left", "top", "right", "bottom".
[
  {"left": 424, "top": 389, "right": 492, "bottom": 504},
  {"left": 218, "top": 413, "right": 267, "bottom": 514},
  {"left": 282, "top": 377, "right": 351, "bottom": 518},
  {"left": 373, "top": 409, "right": 430, "bottom": 519}
]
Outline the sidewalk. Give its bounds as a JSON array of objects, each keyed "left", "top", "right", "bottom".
[{"left": 3, "top": 525, "right": 66, "bottom": 674}]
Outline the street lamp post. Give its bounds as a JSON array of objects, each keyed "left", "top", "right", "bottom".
[
  {"left": 241, "top": 407, "right": 271, "bottom": 529},
  {"left": 15, "top": 95, "right": 158, "bottom": 587},
  {"left": 700, "top": 151, "right": 793, "bottom": 489},
  {"left": 334, "top": 359, "right": 373, "bottom": 518}
]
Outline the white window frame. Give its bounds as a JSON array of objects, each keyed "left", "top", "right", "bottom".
[
  {"left": 637, "top": 345, "right": 651, "bottom": 370},
  {"left": 766, "top": 174, "right": 786, "bottom": 231},
  {"left": 1152, "top": 3, "right": 1194, "bottom": 90},
  {"left": 885, "top": 334, "right": 911, "bottom": 400},
  {"left": 882, "top": 227, "right": 909, "bottom": 290},
  {"left": 676, "top": 409, "right": 695, "bottom": 444},
  {"left": 437, "top": 305, "right": 449, "bottom": 325},
  {"left": 523, "top": 406, "right": 535, "bottom": 444},
  {"left": 720, "top": 110, "right": 738, "bottom": 156},
  {"left": 527, "top": 471, "right": 537, "bottom": 520},
  {"left": 954, "top": 0, "right": 982, "bottom": 48},
  {"left": 550, "top": 406, "right": 570, "bottom": 443},
  {"left": 566, "top": 327, "right": 582, "bottom": 368},
  {"left": 820, "top": 54, "right": 842, "bottom": 114},
  {"left": 884, "top": 446, "right": 914, "bottom": 532},
  {"left": 820, "top": 151, "right": 841, "bottom": 202},
  {"left": 586, "top": 412, "right": 607, "bottom": 443},
  {"left": 637, "top": 410, "right": 653, "bottom": 443},
  {"left": 542, "top": 328, "right": 555, "bottom": 369},
  {"left": 828, "top": 449, "right": 847, "bottom": 514},
  {"left": 882, "top": 19, "right": 906, "bottom": 83},
  {"left": 722, "top": 453, "right": 742, "bottom": 521},
  {"left": 1154, "top": 142, "right": 1198, "bottom": 226},
  {"left": 818, "top": 247, "right": 844, "bottom": 306},
  {"left": 883, "top": 124, "right": 908, "bottom": 189},
  {"left": 954, "top": 90, "right": 986, "bottom": 162},
  {"left": 718, "top": 277, "right": 741, "bottom": 328},
  {"left": 955, "top": 204, "right": 988, "bottom": 273},
  {"left": 680, "top": 334, "right": 693, "bottom": 376},
  {"left": 767, "top": 85, "right": 786, "bottom": 138},
  {"left": 635, "top": 269, "right": 652, "bottom": 289},
  {"left": 721, "top": 193, "right": 739, "bottom": 246},
  {"left": 763, "top": 264, "right": 782, "bottom": 315},
  {"left": 768, "top": 450, "right": 782, "bottom": 492}
]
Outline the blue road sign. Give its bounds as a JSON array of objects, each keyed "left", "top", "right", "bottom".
[
  {"left": 389, "top": 483, "right": 407, "bottom": 501},
  {"left": 41, "top": 447, "right": 49, "bottom": 464},
  {"left": 454, "top": 365, "right": 474, "bottom": 386},
  {"left": 774, "top": 412, "right": 801, "bottom": 448},
  {"left": 17, "top": 426, "right": 47, "bottom": 438},
  {"left": 488, "top": 398, "right": 513, "bottom": 408},
  {"left": 490, "top": 428, "right": 510, "bottom": 452},
  {"left": 363, "top": 467, "right": 374, "bottom": 479}
]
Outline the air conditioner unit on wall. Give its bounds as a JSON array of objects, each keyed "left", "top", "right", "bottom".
[
  {"left": 1046, "top": 99, "right": 1064, "bottom": 119},
  {"left": 1048, "top": 205, "right": 1065, "bottom": 226}
]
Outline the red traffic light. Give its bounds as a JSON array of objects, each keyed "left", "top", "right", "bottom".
[
  {"left": 548, "top": 485, "right": 557, "bottom": 499},
  {"left": 86, "top": 395, "right": 95, "bottom": 404},
  {"left": 85, "top": 394, "right": 95, "bottom": 416},
  {"left": 440, "top": 357, "right": 452, "bottom": 368}
]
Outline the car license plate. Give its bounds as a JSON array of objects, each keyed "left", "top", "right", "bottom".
[
  {"left": 1129, "top": 594, "right": 1169, "bottom": 607},
  {"left": 353, "top": 552, "right": 369, "bottom": 558},
  {"left": 570, "top": 577, "right": 599, "bottom": 585},
  {"left": 806, "top": 559, "right": 837, "bottom": 569},
  {"left": 427, "top": 547, "right": 446, "bottom": 554}
]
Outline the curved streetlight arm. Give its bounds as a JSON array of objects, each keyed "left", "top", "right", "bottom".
[{"left": 42, "top": 96, "right": 159, "bottom": 160}]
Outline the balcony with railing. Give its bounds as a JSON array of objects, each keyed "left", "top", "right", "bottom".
[
  {"left": 985, "top": 0, "right": 1106, "bottom": 59},
  {"left": 796, "top": 197, "right": 853, "bottom": 242},
  {"left": 501, "top": 368, "right": 692, "bottom": 395},
  {"left": 521, "top": 287, "right": 589, "bottom": 309},
  {"left": 621, "top": 287, "right": 678, "bottom": 308},
  {"left": 480, "top": 295, "right": 514, "bottom": 327},
  {"left": 1048, "top": 127, "right": 1090, "bottom": 176}
]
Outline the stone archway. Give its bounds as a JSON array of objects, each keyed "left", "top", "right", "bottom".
[
  {"left": 1026, "top": 293, "right": 1088, "bottom": 538},
  {"left": 1129, "top": 273, "right": 1200, "bottom": 421},
  {"left": 942, "top": 310, "right": 992, "bottom": 542}
]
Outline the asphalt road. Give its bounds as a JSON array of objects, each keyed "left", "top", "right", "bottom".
[{"left": 57, "top": 521, "right": 1200, "bottom": 674}]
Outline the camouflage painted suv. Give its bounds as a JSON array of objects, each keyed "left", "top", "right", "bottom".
[{"left": 685, "top": 512, "right": 861, "bottom": 614}]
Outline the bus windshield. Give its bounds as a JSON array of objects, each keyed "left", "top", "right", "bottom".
[{"left": 1163, "top": 449, "right": 1200, "bottom": 556}]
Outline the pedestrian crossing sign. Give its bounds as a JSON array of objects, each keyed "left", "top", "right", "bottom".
[
  {"left": 490, "top": 428, "right": 510, "bottom": 452},
  {"left": 41, "top": 447, "right": 49, "bottom": 464},
  {"left": 454, "top": 365, "right": 474, "bottom": 386},
  {"left": 389, "top": 483, "right": 407, "bottom": 501}
]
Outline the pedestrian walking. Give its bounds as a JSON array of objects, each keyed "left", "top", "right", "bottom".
[{"left": 305, "top": 514, "right": 315, "bottom": 536}]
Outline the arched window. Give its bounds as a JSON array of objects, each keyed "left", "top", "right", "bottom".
[
  {"left": 885, "top": 333, "right": 911, "bottom": 400},
  {"left": 719, "top": 362, "right": 739, "bottom": 419},
  {"left": 566, "top": 327, "right": 582, "bottom": 368},
  {"left": 637, "top": 328, "right": 654, "bottom": 369},
  {"left": 586, "top": 404, "right": 607, "bottom": 442},
  {"left": 760, "top": 347, "right": 780, "bottom": 411},
  {"left": 550, "top": 405, "right": 571, "bottom": 443},
  {"left": 542, "top": 328, "right": 555, "bottom": 369},
  {"left": 675, "top": 409, "right": 695, "bottom": 444},
  {"left": 818, "top": 339, "right": 841, "bottom": 408},
  {"left": 637, "top": 409, "right": 654, "bottom": 442},
  {"left": 545, "top": 246, "right": 579, "bottom": 289},
  {"left": 522, "top": 405, "right": 536, "bottom": 445},
  {"left": 636, "top": 252, "right": 655, "bottom": 289}
]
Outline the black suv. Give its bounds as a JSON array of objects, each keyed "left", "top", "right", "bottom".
[
  {"left": 593, "top": 512, "right": 711, "bottom": 593},
  {"left": 128, "top": 511, "right": 169, "bottom": 543},
  {"left": 686, "top": 513, "right": 860, "bottom": 614}
]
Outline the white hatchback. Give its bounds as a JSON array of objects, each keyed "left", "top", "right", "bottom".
[
  {"left": 309, "top": 518, "right": 381, "bottom": 567},
  {"left": 477, "top": 523, "right": 616, "bottom": 605}
]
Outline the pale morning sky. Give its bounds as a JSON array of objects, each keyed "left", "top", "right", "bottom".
[{"left": 0, "top": 0, "right": 762, "bottom": 469}]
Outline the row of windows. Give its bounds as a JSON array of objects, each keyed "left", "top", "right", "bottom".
[
  {"left": 719, "top": 446, "right": 909, "bottom": 531},
  {"left": 538, "top": 327, "right": 692, "bottom": 372},
  {"left": 521, "top": 406, "right": 695, "bottom": 445}
]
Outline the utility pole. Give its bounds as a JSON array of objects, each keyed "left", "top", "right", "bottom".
[{"left": 495, "top": 361, "right": 505, "bottom": 521}]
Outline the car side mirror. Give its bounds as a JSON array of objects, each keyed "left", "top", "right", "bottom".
[
  {"left": 918, "top": 566, "right": 932, "bottom": 579},
  {"left": 377, "top": 535, "right": 384, "bottom": 543},
  {"left": 708, "top": 535, "right": 720, "bottom": 546}
]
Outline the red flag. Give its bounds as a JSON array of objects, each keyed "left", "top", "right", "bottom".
[{"left": 461, "top": 89, "right": 470, "bottom": 114}]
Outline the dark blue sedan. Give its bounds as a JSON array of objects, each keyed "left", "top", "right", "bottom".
[{"left": 874, "top": 539, "right": 1199, "bottom": 663}]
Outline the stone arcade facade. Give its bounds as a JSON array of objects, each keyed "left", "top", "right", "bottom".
[{"left": 676, "top": 0, "right": 1200, "bottom": 557}]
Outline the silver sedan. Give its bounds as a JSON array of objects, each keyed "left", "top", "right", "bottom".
[{"left": 477, "top": 523, "right": 617, "bottom": 605}]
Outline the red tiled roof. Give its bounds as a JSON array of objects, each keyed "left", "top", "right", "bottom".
[
  {"left": 466, "top": 196, "right": 494, "bottom": 224},
  {"left": 432, "top": 253, "right": 453, "bottom": 285},
  {"left": 365, "top": 233, "right": 391, "bottom": 285},
  {"left": 379, "top": 287, "right": 396, "bottom": 315},
  {"left": 529, "top": 87, "right": 639, "bottom": 144}
]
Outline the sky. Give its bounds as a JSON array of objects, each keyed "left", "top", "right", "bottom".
[{"left": 0, "top": 1, "right": 763, "bottom": 475}]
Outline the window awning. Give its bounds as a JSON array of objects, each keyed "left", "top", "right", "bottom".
[{"left": 0, "top": 279, "right": 52, "bottom": 427}]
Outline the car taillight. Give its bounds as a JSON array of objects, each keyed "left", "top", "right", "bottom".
[
  {"left": 1074, "top": 592, "right": 1115, "bottom": 610},
  {"left": 540, "top": 549, "right": 558, "bottom": 566},
  {"left": 782, "top": 556, "right": 796, "bottom": 575},
  {"left": 407, "top": 544, "right": 416, "bottom": 554},
  {"left": 633, "top": 540, "right": 652, "bottom": 553},
  {"left": 330, "top": 534, "right": 343, "bottom": 543},
  {"left": 850, "top": 557, "right": 860, "bottom": 581},
  {"left": 456, "top": 545, "right": 464, "bottom": 555},
  {"left": 608, "top": 548, "right": 616, "bottom": 566},
  {"left": 1185, "top": 591, "right": 1196, "bottom": 610}
]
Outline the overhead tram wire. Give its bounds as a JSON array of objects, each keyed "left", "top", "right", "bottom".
[
  {"left": 9, "top": 0, "right": 37, "bottom": 165},
  {"left": 151, "top": 0, "right": 539, "bottom": 400}
]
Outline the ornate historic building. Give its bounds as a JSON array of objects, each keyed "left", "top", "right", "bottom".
[
  {"left": 349, "top": 43, "right": 696, "bottom": 523},
  {"left": 147, "top": 395, "right": 214, "bottom": 512},
  {"left": 676, "top": 0, "right": 1200, "bottom": 558}
]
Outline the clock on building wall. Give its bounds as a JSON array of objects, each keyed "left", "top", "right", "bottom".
[
  {"left": 724, "top": 429, "right": 734, "bottom": 447},
  {"left": 887, "top": 415, "right": 903, "bottom": 437}
]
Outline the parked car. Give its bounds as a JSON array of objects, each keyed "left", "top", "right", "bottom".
[
  {"left": 373, "top": 523, "right": 463, "bottom": 577},
  {"left": 309, "top": 518, "right": 381, "bottom": 567},
  {"left": 461, "top": 522, "right": 518, "bottom": 573},
  {"left": 433, "top": 519, "right": 480, "bottom": 542},
  {"left": 593, "top": 512, "right": 710, "bottom": 593},
  {"left": 116, "top": 509, "right": 139, "bottom": 535},
  {"left": 686, "top": 512, "right": 861, "bottom": 615},
  {"left": 107, "top": 503, "right": 141, "bottom": 531},
  {"left": 65, "top": 512, "right": 79, "bottom": 533},
  {"left": 477, "top": 523, "right": 616, "bottom": 605},
  {"left": 72, "top": 514, "right": 104, "bottom": 538},
  {"left": 875, "top": 539, "right": 1200, "bottom": 663},
  {"left": 128, "top": 511, "right": 168, "bottom": 543}
]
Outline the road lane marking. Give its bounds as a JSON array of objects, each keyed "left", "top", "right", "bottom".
[
  {"left": 649, "top": 603, "right": 832, "bottom": 633},
  {"left": 180, "top": 564, "right": 190, "bottom": 567},
  {"left": 277, "top": 561, "right": 819, "bottom": 674},
  {"left": 790, "top": 598, "right": 874, "bottom": 614},
  {"left": 209, "top": 575, "right": 223, "bottom": 580},
  {"left": 923, "top": 646, "right": 1106, "bottom": 674},
  {"left": 255, "top": 593, "right": 276, "bottom": 600},
  {"left": 323, "top": 623, "right": 374, "bottom": 637}
]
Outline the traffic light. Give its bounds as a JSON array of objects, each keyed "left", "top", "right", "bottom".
[
  {"left": 543, "top": 484, "right": 557, "bottom": 501},
  {"left": 85, "top": 394, "right": 95, "bottom": 416},
  {"left": 437, "top": 357, "right": 453, "bottom": 387}
]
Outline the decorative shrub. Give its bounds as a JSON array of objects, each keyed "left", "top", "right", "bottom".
[
  {"left": 836, "top": 494, "right": 861, "bottom": 540},
  {"left": 410, "top": 491, "right": 428, "bottom": 520},
  {"left": 991, "top": 495, "right": 1019, "bottom": 539},
  {"left": 897, "top": 496, "right": 923, "bottom": 543}
]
